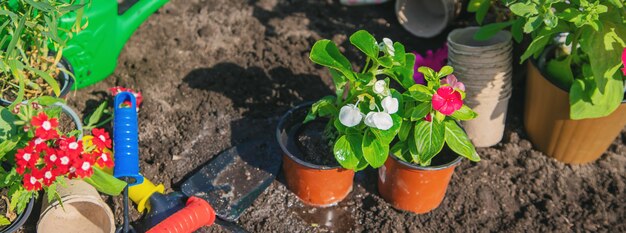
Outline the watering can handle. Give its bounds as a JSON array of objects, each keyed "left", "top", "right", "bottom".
[
  {"left": 146, "top": 196, "right": 216, "bottom": 233},
  {"left": 117, "top": 0, "right": 170, "bottom": 46}
]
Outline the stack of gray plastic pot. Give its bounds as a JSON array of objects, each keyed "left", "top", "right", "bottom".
[{"left": 447, "top": 27, "right": 513, "bottom": 147}]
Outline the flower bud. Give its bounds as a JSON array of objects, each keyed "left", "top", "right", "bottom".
[{"left": 373, "top": 80, "right": 386, "bottom": 95}]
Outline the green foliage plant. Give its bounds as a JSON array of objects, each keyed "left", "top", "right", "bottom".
[
  {"left": 0, "top": 0, "right": 86, "bottom": 107},
  {"left": 473, "top": 0, "right": 626, "bottom": 119}
]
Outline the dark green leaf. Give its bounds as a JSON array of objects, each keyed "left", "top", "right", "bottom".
[
  {"left": 410, "top": 102, "right": 431, "bottom": 121},
  {"left": 475, "top": 0, "right": 491, "bottom": 24},
  {"left": 413, "top": 120, "right": 445, "bottom": 166},
  {"left": 398, "top": 120, "right": 412, "bottom": 141},
  {"left": 520, "top": 34, "right": 551, "bottom": 62},
  {"left": 444, "top": 121, "right": 480, "bottom": 161}
]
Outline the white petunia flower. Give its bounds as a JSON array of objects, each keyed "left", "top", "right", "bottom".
[
  {"left": 364, "top": 112, "right": 393, "bottom": 130},
  {"left": 339, "top": 104, "right": 363, "bottom": 127},
  {"left": 381, "top": 96, "right": 398, "bottom": 114},
  {"left": 373, "top": 80, "right": 386, "bottom": 95}
]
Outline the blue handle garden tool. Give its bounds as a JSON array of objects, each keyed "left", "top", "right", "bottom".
[{"left": 113, "top": 92, "right": 144, "bottom": 233}]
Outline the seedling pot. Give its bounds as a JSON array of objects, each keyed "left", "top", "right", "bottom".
[
  {"left": 395, "top": 0, "right": 460, "bottom": 38},
  {"left": 524, "top": 61, "right": 626, "bottom": 164},
  {"left": 378, "top": 152, "right": 462, "bottom": 214},
  {"left": 0, "top": 58, "right": 74, "bottom": 107},
  {"left": 0, "top": 198, "right": 34, "bottom": 233},
  {"left": 277, "top": 103, "right": 355, "bottom": 207},
  {"left": 37, "top": 179, "right": 115, "bottom": 233}
]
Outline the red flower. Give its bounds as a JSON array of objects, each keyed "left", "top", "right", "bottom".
[
  {"left": 41, "top": 166, "right": 58, "bottom": 186},
  {"left": 92, "top": 128, "right": 112, "bottom": 149},
  {"left": 621, "top": 48, "right": 626, "bottom": 76},
  {"left": 30, "top": 112, "right": 59, "bottom": 140},
  {"left": 29, "top": 138, "right": 49, "bottom": 152},
  {"left": 72, "top": 155, "right": 94, "bottom": 178},
  {"left": 15, "top": 146, "right": 37, "bottom": 174},
  {"left": 57, "top": 136, "right": 83, "bottom": 158},
  {"left": 95, "top": 150, "right": 114, "bottom": 168},
  {"left": 432, "top": 86, "right": 463, "bottom": 116},
  {"left": 109, "top": 86, "right": 143, "bottom": 108},
  {"left": 44, "top": 148, "right": 61, "bottom": 166},
  {"left": 54, "top": 151, "right": 74, "bottom": 174},
  {"left": 23, "top": 171, "right": 42, "bottom": 191}
]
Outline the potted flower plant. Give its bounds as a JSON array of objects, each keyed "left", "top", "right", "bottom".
[
  {"left": 0, "top": 0, "right": 86, "bottom": 107},
  {"left": 475, "top": 0, "right": 626, "bottom": 163},
  {"left": 0, "top": 96, "right": 125, "bottom": 231},
  {"left": 277, "top": 30, "right": 411, "bottom": 206}
]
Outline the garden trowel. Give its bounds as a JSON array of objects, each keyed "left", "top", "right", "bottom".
[{"left": 140, "top": 140, "right": 282, "bottom": 233}]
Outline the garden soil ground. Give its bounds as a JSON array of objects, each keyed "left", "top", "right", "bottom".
[{"left": 22, "top": 0, "right": 625, "bottom": 232}]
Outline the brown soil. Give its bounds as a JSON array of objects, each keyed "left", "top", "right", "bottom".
[
  {"left": 295, "top": 120, "right": 338, "bottom": 167},
  {"left": 15, "top": 0, "right": 624, "bottom": 232}
]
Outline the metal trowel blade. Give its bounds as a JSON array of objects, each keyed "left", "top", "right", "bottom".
[{"left": 180, "top": 140, "right": 281, "bottom": 222}]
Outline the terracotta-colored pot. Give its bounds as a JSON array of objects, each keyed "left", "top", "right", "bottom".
[
  {"left": 277, "top": 103, "right": 355, "bottom": 207},
  {"left": 524, "top": 61, "right": 626, "bottom": 164},
  {"left": 378, "top": 153, "right": 462, "bottom": 214}
]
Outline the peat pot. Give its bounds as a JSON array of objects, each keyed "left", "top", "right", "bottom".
[
  {"left": 378, "top": 151, "right": 462, "bottom": 214},
  {"left": 277, "top": 103, "right": 355, "bottom": 207},
  {"left": 395, "top": 0, "right": 460, "bottom": 38},
  {"left": 524, "top": 61, "right": 626, "bottom": 164},
  {"left": 0, "top": 58, "right": 74, "bottom": 107},
  {"left": 0, "top": 198, "right": 34, "bottom": 233}
]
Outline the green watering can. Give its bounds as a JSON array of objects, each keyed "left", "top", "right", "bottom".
[{"left": 60, "top": 0, "right": 169, "bottom": 89}]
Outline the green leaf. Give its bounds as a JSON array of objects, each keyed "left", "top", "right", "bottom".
[
  {"left": 0, "top": 216, "right": 10, "bottom": 226},
  {"left": 474, "top": 0, "right": 491, "bottom": 24},
  {"left": 398, "top": 120, "right": 412, "bottom": 141},
  {"left": 328, "top": 68, "right": 348, "bottom": 97},
  {"left": 607, "top": 0, "right": 623, "bottom": 8},
  {"left": 82, "top": 167, "right": 126, "bottom": 196},
  {"left": 86, "top": 101, "right": 108, "bottom": 127},
  {"left": 413, "top": 120, "right": 445, "bottom": 166},
  {"left": 569, "top": 71, "right": 623, "bottom": 119},
  {"left": 474, "top": 21, "right": 513, "bottom": 41},
  {"left": 310, "top": 40, "right": 354, "bottom": 80},
  {"left": 523, "top": 16, "right": 542, "bottom": 33},
  {"left": 378, "top": 56, "right": 393, "bottom": 68},
  {"left": 410, "top": 102, "right": 431, "bottom": 121},
  {"left": 392, "top": 42, "right": 407, "bottom": 65},
  {"left": 450, "top": 105, "right": 478, "bottom": 120},
  {"left": 349, "top": 30, "right": 379, "bottom": 58},
  {"left": 0, "top": 107, "right": 16, "bottom": 141},
  {"left": 511, "top": 18, "right": 525, "bottom": 43},
  {"left": 333, "top": 135, "right": 362, "bottom": 170},
  {"left": 509, "top": 2, "right": 538, "bottom": 16},
  {"left": 520, "top": 33, "right": 551, "bottom": 62},
  {"left": 34, "top": 96, "right": 64, "bottom": 106},
  {"left": 467, "top": 0, "right": 488, "bottom": 12},
  {"left": 407, "top": 84, "right": 433, "bottom": 102},
  {"left": 362, "top": 130, "right": 388, "bottom": 168},
  {"left": 545, "top": 58, "right": 574, "bottom": 88},
  {"left": 438, "top": 66, "right": 454, "bottom": 77},
  {"left": 370, "top": 114, "right": 402, "bottom": 145},
  {"left": 444, "top": 121, "right": 480, "bottom": 161}
]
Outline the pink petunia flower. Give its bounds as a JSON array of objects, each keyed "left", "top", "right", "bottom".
[{"left": 413, "top": 44, "right": 448, "bottom": 85}]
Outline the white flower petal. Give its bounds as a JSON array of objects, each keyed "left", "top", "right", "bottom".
[
  {"left": 382, "top": 38, "right": 395, "bottom": 56},
  {"left": 372, "top": 112, "right": 393, "bottom": 130},
  {"left": 373, "top": 80, "right": 386, "bottom": 95},
  {"left": 339, "top": 104, "right": 362, "bottom": 127},
  {"left": 364, "top": 112, "right": 377, "bottom": 128},
  {"left": 381, "top": 96, "right": 399, "bottom": 114}
]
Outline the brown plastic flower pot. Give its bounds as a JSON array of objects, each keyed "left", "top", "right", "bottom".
[
  {"left": 277, "top": 103, "right": 355, "bottom": 207},
  {"left": 524, "top": 61, "right": 626, "bottom": 164},
  {"left": 378, "top": 152, "right": 462, "bottom": 214}
]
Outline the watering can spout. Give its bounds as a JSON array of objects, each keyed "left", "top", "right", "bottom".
[{"left": 117, "top": 0, "right": 169, "bottom": 47}]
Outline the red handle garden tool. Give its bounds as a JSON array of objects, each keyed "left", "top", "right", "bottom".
[{"left": 146, "top": 196, "right": 216, "bottom": 233}]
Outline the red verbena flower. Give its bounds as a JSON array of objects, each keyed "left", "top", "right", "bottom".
[
  {"left": 92, "top": 128, "right": 112, "bottom": 149},
  {"left": 57, "top": 136, "right": 83, "bottom": 158},
  {"left": 54, "top": 150, "right": 74, "bottom": 174},
  {"left": 44, "top": 148, "right": 61, "bottom": 166},
  {"left": 95, "top": 150, "right": 114, "bottom": 168},
  {"left": 41, "top": 166, "right": 58, "bottom": 186},
  {"left": 432, "top": 86, "right": 463, "bottom": 116},
  {"left": 72, "top": 154, "right": 95, "bottom": 178},
  {"left": 29, "top": 138, "right": 49, "bottom": 152},
  {"left": 23, "top": 171, "right": 42, "bottom": 191},
  {"left": 15, "top": 146, "right": 37, "bottom": 174},
  {"left": 30, "top": 112, "right": 59, "bottom": 140}
]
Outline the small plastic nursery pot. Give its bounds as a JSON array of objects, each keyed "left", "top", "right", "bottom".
[
  {"left": 378, "top": 150, "right": 462, "bottom": 214},
  {"left": 0, "top": 58, "right": 74, "bottom": 107},
  {"left": 277, "top": 103, "right": 355, "bottom": 207},
  {"left": 37, "top": 179, "right": 115, "bottom": 233},
  {"left": 524, "top": 61, "right": 626, "bottom": 164},
  {"left": 395, "top": 0, "right": 460, "bottom": 38},
  {"left": 0, "top": 198, "right": 34, "bottom": 233}
]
